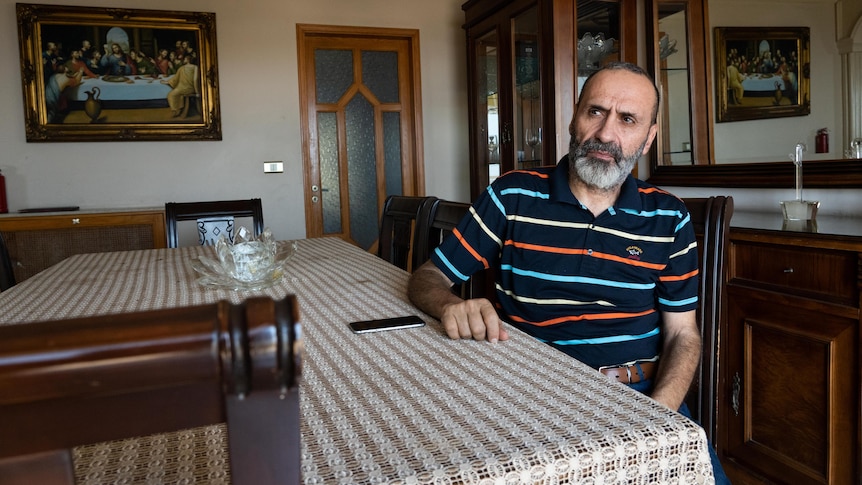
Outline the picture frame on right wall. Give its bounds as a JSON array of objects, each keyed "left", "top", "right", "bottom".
[{"left": 714, "top": 26, "right": 810, "bottom": 123}]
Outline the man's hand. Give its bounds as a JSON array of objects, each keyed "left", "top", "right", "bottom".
[
  {"left": 408, "top": 261, "right": 508, "bottom": 343},
  {"left": 440, "top": 297, "right": 508, "bottom": 343}
]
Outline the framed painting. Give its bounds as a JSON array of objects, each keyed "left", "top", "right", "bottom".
[
  {"left": 714, "top": 27, "right": 810, "bottom": 123},
  {"left": 16, "top": 3, "right": 221, "bottom": 142}
]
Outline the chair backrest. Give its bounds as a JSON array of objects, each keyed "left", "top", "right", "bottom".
[
  {"left": 682, "top": 196, "right": 734, "bottom": 444},
  {"left": 377, "top": 195, "right": 434, "bottom": 271},
  {"left": 0, "top": 231, "right": 15, "bottom": 292},
  {"left": 413, "top": 197, "right": 468, "bottom": 271},
  {"left": 0, "top": 296, "right": 302, "bottom": 485},
  {"left": 413, "top": 197, "right": 496, "bottom": 301},
  {"left": 165, "top": 199, "right": 264, "bottom": 248}
]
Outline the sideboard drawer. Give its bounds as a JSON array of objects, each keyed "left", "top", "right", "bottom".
[{"left": 730, "top": 241, "right": 857, "bottom": 303}]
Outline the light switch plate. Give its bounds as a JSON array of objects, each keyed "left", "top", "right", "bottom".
[{"left": 264, "top": 161, "right": 284, "bottom": 173}]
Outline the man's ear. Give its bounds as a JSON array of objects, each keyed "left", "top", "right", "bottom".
[{"left": 641, "top": 124, "right": 658, "bottom": 155}]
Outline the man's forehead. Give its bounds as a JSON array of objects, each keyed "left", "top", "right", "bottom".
[{"left": 580, "top": 71, "right": 655, "bottom": 114}]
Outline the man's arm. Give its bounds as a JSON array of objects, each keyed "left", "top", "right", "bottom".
[
  {"left": 651, "top": 310, "right": 701, "bottom": 410},
  {"left": 408, "top": 261, "right": 508, "bottom": 343}
]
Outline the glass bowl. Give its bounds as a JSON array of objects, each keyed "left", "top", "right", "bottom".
[{"left": 190, "top": 228, "right": 297, "bottom": 290}]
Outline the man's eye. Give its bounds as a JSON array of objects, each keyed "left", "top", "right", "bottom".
[{"left": 623, "top": 116, "right": 635, "bottom": 124}]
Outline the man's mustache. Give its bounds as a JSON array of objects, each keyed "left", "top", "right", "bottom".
[{"left": 573, "top": 138, "right": 623, "bottom": 162}]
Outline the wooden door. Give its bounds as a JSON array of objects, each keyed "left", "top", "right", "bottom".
[{"left": 297, "top": 25, "right": 424, "bottom": 251}]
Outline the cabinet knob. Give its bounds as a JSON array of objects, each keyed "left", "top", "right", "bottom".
[
  {"left": 71, "top": 218, "right": 80, "bottom": 225},
  {"left": 783, "top": 268, "right": 794, "bottom": 273}
]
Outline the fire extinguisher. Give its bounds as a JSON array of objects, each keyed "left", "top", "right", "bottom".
[
  {"left": 815, "top": 128, "right": 829, "bottom": 153},
  {"left": 0, "top": 169, "right": 7, "bottom": 214}
]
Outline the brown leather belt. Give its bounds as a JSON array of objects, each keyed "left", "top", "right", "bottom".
[{"left": 599, "top": 362, "right": 657, "bottom": 384}]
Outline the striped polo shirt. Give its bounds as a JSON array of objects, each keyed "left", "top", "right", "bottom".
[{"left": 430, "top": 157, "right": 699, "bottom": 369}]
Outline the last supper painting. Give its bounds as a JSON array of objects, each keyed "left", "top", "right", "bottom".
[{"left": 17, "top": 3, "right": 222, "bottom": 142}]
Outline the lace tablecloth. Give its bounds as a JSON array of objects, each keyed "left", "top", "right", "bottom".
[{"left": 0, "top": 237, "right": 714, "bottom": 484}]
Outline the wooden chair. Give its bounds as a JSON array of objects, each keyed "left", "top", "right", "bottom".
[
  {"left": 682, "top": 196, "right": 734, "bottom": 444},
  {"left": 412, "top": 197, "right": 467, "bottom": 271},
  {"left": 377, "top": 195, "right": 434, "bottom": 271},
  {"left": 0, "top": 296, "right": 302, "bottom": 485},
  {"left": 413, "top": 197, "right": 495, "bottom": 301},
  {"left": 165, "top": 199, "right": 264, "bottom": 248},
  {"left": 0, "top": 231, "right": 15, "bottom": 292}
]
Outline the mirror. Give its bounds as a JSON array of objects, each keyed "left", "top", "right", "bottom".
[{"left": 647, "top": 0, "right": 862, "bottom": 188}]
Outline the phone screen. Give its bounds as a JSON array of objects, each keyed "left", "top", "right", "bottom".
[{"left": 349, "top": 315, "right": 425, "bottom": 334}]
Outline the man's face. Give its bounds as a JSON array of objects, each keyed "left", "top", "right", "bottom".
[
  {"left": 112, "top": 44, "right": 120, "bottom": 54},
  {"left": 568, "top": 69, "right": 657, "bottom": 190}
]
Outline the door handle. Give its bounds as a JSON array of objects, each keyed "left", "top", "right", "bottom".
[{"left": 732, "top": 372, "right": 741, "bottom": 416}]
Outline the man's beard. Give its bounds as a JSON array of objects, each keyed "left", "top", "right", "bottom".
[{"left": 568, "top": 137, "right": 646, "bottom": 191}]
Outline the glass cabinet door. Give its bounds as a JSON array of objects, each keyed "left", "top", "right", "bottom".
[
  {"left": 473, "top": 29, "right": 502, "bottom": 185},
  {"left": 513, "top": 6, "right": 542, "bottom": 170},
  {"left": 655, "top": 2, "right": 694, "bottom": 165},
  {"left": 576, "top": 0, "right": 634, "bottom": 96},
  {"left": 465, "top": 0, "right": 547, "bottom": 198},
  {"left": 648, "top": 0, "right": 711, "bottom": 166}
]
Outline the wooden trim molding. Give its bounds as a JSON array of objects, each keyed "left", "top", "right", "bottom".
[{"left": 647, "top": 159, "right": 862, "bottom": 188}]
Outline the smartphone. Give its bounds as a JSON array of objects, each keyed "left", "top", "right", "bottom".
[{"left": 349, "top": 315, "right": 425, "bottom": 334}]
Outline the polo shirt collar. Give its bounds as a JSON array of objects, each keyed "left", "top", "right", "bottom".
[{"left": 551, "top": 155, "right": 643, "bottom": 212}]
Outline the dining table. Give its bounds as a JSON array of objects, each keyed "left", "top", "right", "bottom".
[{"left": 0, "top": 237, "right": 715, "bottom": 484}]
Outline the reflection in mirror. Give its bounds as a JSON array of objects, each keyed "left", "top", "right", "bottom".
[
  {"left": 656, "top": 3, "right": 693, "bottom": 166},
  {"left": 646, "top": 0, "right": 862, "bottom": 188},
  {"left": 708, "top": 0, "right": 844, "bottom": 165}
]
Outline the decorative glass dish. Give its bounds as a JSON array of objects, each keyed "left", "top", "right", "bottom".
[
  {"left": 577, "top": 32, "right": 616, "bottom": 74},
  {"left": 190, "top": 227, "right": 297, "bottom": 290}
]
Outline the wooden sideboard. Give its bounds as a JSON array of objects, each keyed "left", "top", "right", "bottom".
[
  {"left": 720, "top": 212, "right": 861, "bottom": 485},
  {"left": 0, "top": 208, "right": 166, "bottom": 283}
]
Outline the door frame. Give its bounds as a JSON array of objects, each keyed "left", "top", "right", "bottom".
[{"left": 296, "top": 24, "right": 425, "bottom": 241}]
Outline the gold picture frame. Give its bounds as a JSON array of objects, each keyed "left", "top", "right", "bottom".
[
  {"left": 16, "top": 3, "right": 221, "bottom": 142},
  {"left": 714, "top": 26, "right": 810, "bottom": 123}
]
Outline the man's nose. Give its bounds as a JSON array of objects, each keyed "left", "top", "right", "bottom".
[{"left": 593, "top": 118, "right": 617, "bottom": 143}]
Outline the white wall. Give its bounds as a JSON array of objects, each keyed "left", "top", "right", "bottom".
[{"left": 0, "top": 0, "right": 470, "bottom": 240}]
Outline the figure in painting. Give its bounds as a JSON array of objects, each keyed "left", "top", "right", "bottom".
[
  {"left": 45, "top": 65, "right": 83, "bottom": 123},
  {"left": 65, "top": 49, "right": 99, "bottom": 79},
  {"left": 161, "top": 56, "right": 199, "bottom": 117},
  {"left": 42, "top": 41, "right": 64, "bottom": 81},
  {"left": 155, "top": 49, "right": 171, "bottom": 76},
  {"left": 727, "top": 60, "right": 746, "bottom": 105},
  {"left": 132, "top": 50, "right": 158, "bottom": 76},
  {"left": 100, "top": 43, "right": 132, "bottom": 76}
]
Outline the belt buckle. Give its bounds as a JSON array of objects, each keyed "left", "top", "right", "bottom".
[{"left": 599, "top": 364, "right": 633, "bottom": 383}]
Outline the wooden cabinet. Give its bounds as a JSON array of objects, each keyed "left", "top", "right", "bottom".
[
  {"left": 463, "top": 0, "right": 580, "bottom": 199},
  {"left": 0, "top": 208, "right": 166, "bottom": 283},
  {"left": 463, "top": 0, "right": 713, "bottom": 198},
  {"left": 720, "top": 216, "right": 860, "bottom": 484}
]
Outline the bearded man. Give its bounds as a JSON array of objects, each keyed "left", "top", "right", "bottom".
[{"left": 408, "top": 61, "right": 730, "bottom": 483}]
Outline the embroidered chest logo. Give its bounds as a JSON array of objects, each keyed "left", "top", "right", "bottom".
[{"left": 626, "top": 245, "right": 643, "bottom": 260}]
